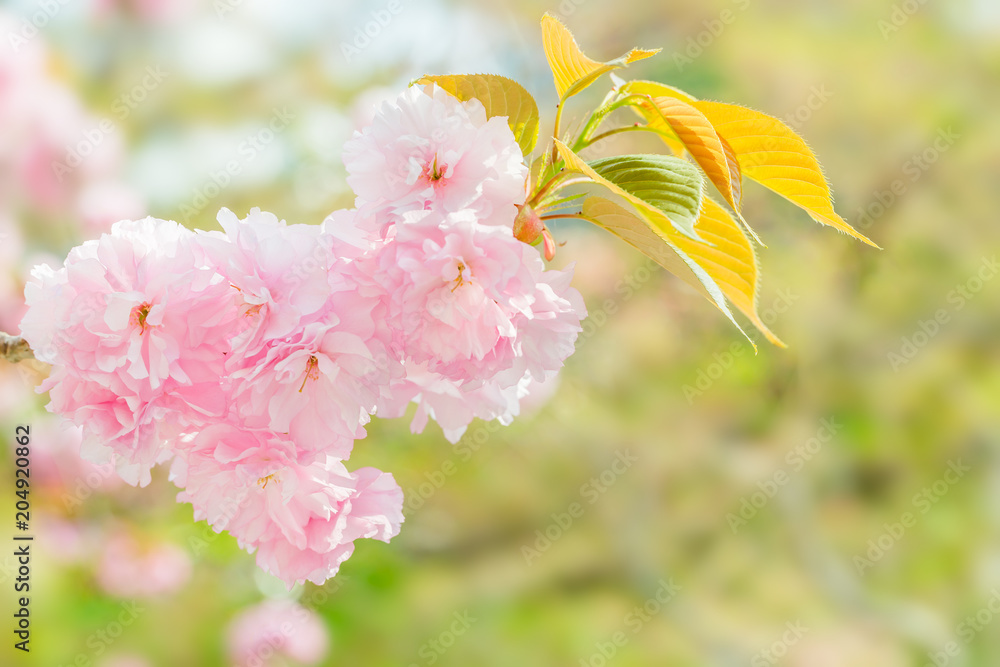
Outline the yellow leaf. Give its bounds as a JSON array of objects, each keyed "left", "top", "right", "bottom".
[
  {"left": 582, "top": 197, "right": 754, "bottom": 348},
  {"left": 676, "top": 197, "right": 785, "bottom": 347},
  {"left": 541, "top": 14, "right": 660, "bottom": 100},
  {"left": 633, "top": 95, "right": 744, "bottom": 215},
  {"left": 694, "top": 101, "right": 879, "bottom": 248},
  {"left": 621, "top": 82, "right": 874, "bottom": 247},
  {"left": 561, "top": 138, "right": 769, "bottom": 346},
  {"left": 621, "top": 81, "right": 763, "bottom": 244},
  {"left": 414, "top": 74, "right": 540, "bottom": 156}
]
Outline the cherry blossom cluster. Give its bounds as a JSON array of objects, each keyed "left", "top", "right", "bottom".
[{"left": 19, "top": 84, "right": 586, "bottom": 586}]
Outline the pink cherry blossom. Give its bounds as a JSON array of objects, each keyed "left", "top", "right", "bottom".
[
  {"left": 229, "top": 315, "right": 386, "bottom": 455},
  {"left": 19, "top": 217, "right": 240, "bottom": 485},
  {"left": 373, "top": 209, "right": 522, "bottom": 373},
  {"left": 171, "top": 423, "right": 404, "bottom": 587},
  {"left": 371, "top": 207, "right": 585, "bottom": 440},
  {"left": 201, "top": 207, "right": 334, "bottom": 360},
  {"left": 14, "top": 68, "right": 589, "bottom": 586},
  {"left": 226, "top": 599, "right": 329, "bottom": 667},
  {"left": 342, "top": 84, "right": 527, "bottom": 229}
]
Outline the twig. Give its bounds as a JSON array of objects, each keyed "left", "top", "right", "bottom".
[{"left": 0, "top": 332, "right": 33, "bottom": 363}]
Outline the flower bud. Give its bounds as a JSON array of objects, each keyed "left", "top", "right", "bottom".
[{"left": 513, "top": 204, "right": 544, "bottom": 245}]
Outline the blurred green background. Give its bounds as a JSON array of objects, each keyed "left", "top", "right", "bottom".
[{"left": 1, "top": 0, "right": 998, "bottom": 665}]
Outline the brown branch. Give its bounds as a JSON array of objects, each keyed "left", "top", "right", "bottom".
[{"left": 0, "top": 332, "right": 33, "bottom": 363}]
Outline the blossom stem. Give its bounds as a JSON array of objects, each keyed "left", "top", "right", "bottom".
[
  {"left": 571, "top": 94, "right": 652, "bottom": 152},
  {"left": 576, "top": 124, "right": 677, "bottom": 151},
  {"left": 528, "top": 168, "right": 576, "bottom": 208},
  {"left": 529, "top": 174, "right": 593, "bottom": 212},
  {"left": 549, "top": 96, "right": 568, "bottom": 167},
  {"left": 0, "top": 332, "right": 33, "bottom": 363}
]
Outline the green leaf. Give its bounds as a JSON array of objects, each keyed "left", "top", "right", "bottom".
[
  {"left": 587, "top": 154, "right": 704, "bottom": 240},
  {"left": 554, "top": 140, "right": 703, "bottom": 241},
  {"left": 414, "top": 74, "right": 540, "bottom": 156}
]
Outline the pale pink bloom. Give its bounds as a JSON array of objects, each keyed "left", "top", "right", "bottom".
[
  {"left": 369, "top": 208, "right": 584, "bottom": 441},
  {"left": 374, "top": 209, "right": 522, "bottom": 374},
  {"left": 376, "top": 362, "right": 508, "bottom": 442},
  {"left": 501, "top": 248, "right": 587, "bottom": 385},
  {"left": 171, "top": 423, "right": 404, "bottom": 587},
  {"left": 227, "top": 293, "right": 393, "bottom": 454},
  {"left": 20, "top": 217, "right": 239, "bottom": 485},
  {"left": 213, "top": 208, "right": 395, "bottom": 451},
  {"left": 226, "top": 600, "right": 329, "bottom": 667},
  {"left": 319, "top": 206, "right": 384, "bottom": 259},
  {"left": 201, "top": 208, "right": 332, "bottom": 359},
  {"left": 370, "top": 207, "right": 584, "bottom": 440},
  {"left": 378, "top": 364, "right": 546, "bottom": 443},
  {"left": 43, "top": 372, "right": 188, "bottom": 486},
  {"left": 320, "top": 202, "right": 395, "bottom": 244},
  {"left": 229, "top": 315, "right": 387, "bottom": 454},
  {"left": 95, "top": 531, "right": 192, "bottom": 598},
  {"left": 342, "top": 84, "right": 526, "bottom": 227}
]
